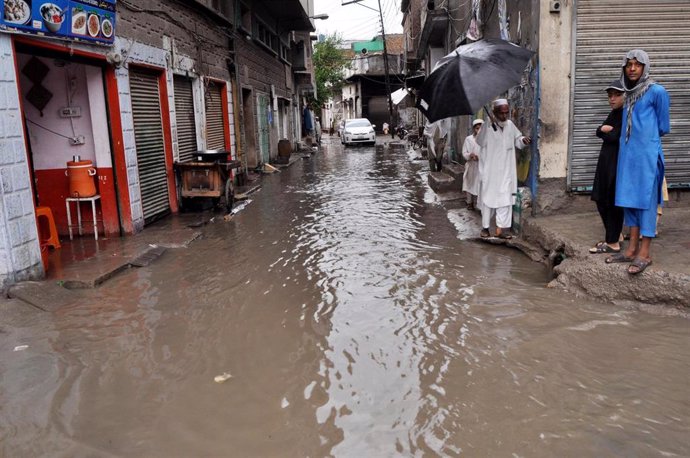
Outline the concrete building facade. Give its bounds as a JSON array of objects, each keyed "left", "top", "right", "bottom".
[
  {"left": 0, "top": 0, "right": 316, "bottom": 287},
  {"left": 401, "top": 0, "right": 689, "bottom": 212}
]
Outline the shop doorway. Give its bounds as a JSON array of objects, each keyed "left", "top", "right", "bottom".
[
  {"left": 257, "top": 93, "right": 270, "bottom": 164},
  {"left": 205, "top": 80, "right": 228, "bottom": 151},
  {"left": 173, "top": 75, "right": 198, "bottom": 163},
  {"left": 15, "top": 45, "right": 122, "bottom": 238},
  {"left": 241, "top": 88, "right": 257, "bottom": 168},
  {"left": 129, "top": 67, "right": 172, "bottom": 224}
]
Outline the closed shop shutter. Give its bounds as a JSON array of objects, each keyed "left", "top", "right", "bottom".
[
  {"left": 570, "top": 0, "right": 690, "bottom": 191},
  {"left": 367, "top": 96, "right": 389, "bottom": 132},
  {"left": 130, "top": 68, "right": 170, "bottom": 223},
  {"left": 174, "top": 76, "right": 197, "bottom": 163},
  {"left": 205, "top": 82, "right": 226, "bottom": 150}
]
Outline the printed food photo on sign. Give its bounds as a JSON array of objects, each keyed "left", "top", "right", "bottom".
[
  {"left": 87, "top": 12, "right": 99, "bottom": 37},
  {"left": 40, "top": 3, "right": 64, "bottom": 33},
  {"left": 101, "top": 16, "right": 112, "bottom": 38},
  {"left": 71, "top": 7, "right": 86, "bottom": 35},
  {"left": 4, "top": 0, "right": 32, "bottom": 25}
]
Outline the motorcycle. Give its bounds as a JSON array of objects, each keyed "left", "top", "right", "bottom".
[{"left": 396, "top": 125, "right": 408, "bottom": 140}]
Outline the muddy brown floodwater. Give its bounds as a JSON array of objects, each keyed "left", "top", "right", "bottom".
[{"left": 2, "top": 137, "right": 689, "bottom": 457}]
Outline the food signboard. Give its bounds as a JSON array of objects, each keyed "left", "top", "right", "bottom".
[{"left": 1, "top": 0, "right": 116, "bottom": 45}]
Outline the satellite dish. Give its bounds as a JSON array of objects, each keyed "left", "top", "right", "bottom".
[{"left": 361, "top": 48, "right": 367, "bottom": 55}]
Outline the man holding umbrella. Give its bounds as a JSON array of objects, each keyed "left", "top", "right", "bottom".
[{"left": 476, "top": 99, "right": 531, "bottom": 239}]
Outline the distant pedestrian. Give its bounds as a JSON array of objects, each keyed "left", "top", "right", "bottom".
[
  {"left": 476, "top": 99, "right": 531, "bottom": 239},
  {"left": 314, "top": 116, "right": 322, "bottom": 145},
  {"left": 590, "top": 80, "right": 625, "bottom": 254},
  {"left": 303, "top": 103, "right": 315, "bottom": 138},
  {"left": 462, "top": 119, "right": 483, "bottom": 210},
  {"left": 605, "top": 49, "right": 670, "bottom": 275}
]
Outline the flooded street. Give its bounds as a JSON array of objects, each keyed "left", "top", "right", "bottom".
[{"left": 2, "top": 137, "right": 689, "bottom": 457}]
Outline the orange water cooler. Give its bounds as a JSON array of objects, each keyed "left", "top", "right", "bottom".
[{"left": 65, "top": 159, "right": 97, "bottom": 197}]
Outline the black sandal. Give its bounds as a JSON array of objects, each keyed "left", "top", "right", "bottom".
[{"left": 589, "top": 243, "right": 620, "bottom": 254}]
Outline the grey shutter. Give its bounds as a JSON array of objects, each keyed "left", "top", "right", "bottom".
[
  {"left": 205, "top": 82, "right": 226, "bottom": 150},
  {"left": 174, "top": 76, "right": 197, "bottom": 162},
  {"left": 130, "top": 68, "right": 170, "bottom": 223},
  {"left": 570, "top": 0, "right": 690, "bottom": 191},
  {"left": 366, "top": 96, "right": 389, "bottom": 132}
]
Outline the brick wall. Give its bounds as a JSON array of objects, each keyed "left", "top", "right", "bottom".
[
  {"left": 116, "top": 0, "right": 233, "bottom": 82},
  {"left": 0, "top": 35, "right": 42, "bottom": 288}
]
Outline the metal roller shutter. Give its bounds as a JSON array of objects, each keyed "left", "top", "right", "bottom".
[
  {"left": 366, "top": 96, "right": 388, "bottom": 132},
  {"left": 205, "top": 82, "right": 226, "bottom": 150},
  {"left": 130, "top": 68, "right": 170, "bottom": 223},
  {"left": 570, "top": 0, "right": 690, "bottom": 191},
  {"left": 174, "top": 76, "right": 197, "bottom": 162}
]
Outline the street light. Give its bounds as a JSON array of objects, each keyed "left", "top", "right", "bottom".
[{"left": 310, "top": 14, "right": 329, "bottom": 20}]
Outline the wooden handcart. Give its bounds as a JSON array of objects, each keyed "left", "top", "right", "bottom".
[{"left": 174, "top": 151, "right": 241, "bottom": 212}]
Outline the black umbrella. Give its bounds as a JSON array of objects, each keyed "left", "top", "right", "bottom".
[{"left": 416, "top": 39, "right": 535, "bottom": 123}]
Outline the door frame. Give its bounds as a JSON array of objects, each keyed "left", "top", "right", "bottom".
[
  {"left": 11, "top": 36, "right": 133, "bottom": 234},
  {"left": 128, "top": 63, "right": 178, "bottom": 217}
]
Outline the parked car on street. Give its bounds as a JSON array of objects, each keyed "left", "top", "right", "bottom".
[{"left": 341, "top": 118, "right": 376, "bottom": 146}]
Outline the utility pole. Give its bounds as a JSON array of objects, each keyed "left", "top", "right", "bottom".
[
  {"left": 342, "top": 0, "right": 395, "bottom": 139},
  {"left": 376, "top": 0, "right": 395, "bottom": 139}
]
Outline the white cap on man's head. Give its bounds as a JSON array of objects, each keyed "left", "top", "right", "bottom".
[
  {"left": 472, "top": 119, "right": 484, "bottom": 127},
  {"left": 493, "top": 98, "right": 508, "bottom": 107}
]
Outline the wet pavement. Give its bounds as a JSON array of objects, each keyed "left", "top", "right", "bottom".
[{"left": 1, "top": 136, "right": 689, "bottom": 456}]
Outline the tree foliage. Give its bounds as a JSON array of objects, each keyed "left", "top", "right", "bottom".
[{"left": 312, "top": 34, "right": 350, "bottom": 111}]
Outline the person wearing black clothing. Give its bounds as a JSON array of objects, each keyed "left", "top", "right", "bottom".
[{"left": 590, "top": 80, "right": 625, "bottom": 254}]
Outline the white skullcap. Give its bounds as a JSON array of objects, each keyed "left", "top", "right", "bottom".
[
  {"left": 472, "top": 119, "right": 484, "bottom": 126},
  {"left": 493, "top": 98, "right": 508, "bottom": 107}
]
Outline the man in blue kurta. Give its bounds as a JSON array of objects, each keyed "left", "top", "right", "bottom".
[{"left": 606, "top": 49, "right": 670, "bottom": 274}]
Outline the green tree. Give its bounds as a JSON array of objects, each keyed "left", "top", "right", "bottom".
[{"left": 312, "top": 34, "right": 349, "bottom": 112}]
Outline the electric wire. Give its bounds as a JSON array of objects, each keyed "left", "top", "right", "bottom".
[{"left": 25, "top": 118, "right": 74, "bottom": 140}]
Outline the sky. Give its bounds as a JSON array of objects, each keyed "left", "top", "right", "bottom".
[{"left": 313, "top": 0, "right": 404, "bottom": 41}]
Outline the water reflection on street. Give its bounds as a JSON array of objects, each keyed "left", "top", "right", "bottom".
[{"left": 1, "top": 137, "right": 689, "bottom": 456}]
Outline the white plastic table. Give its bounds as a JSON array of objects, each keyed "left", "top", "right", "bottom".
[{"left": 65, "top": 194, "right": 101, "bottom": 240}]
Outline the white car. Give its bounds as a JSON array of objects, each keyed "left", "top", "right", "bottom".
[{"left": 341, "top": 118, "right": 376, "bottom": 146}]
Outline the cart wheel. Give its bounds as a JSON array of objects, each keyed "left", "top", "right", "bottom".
[{"left": 224, "top": 178, "right": 234, "bottom": 213}]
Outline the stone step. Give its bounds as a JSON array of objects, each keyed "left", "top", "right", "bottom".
[
  {"left": 388, "top": 141, "right": 407, "bottom": 152},
  {"left": 428, "top": 171, "right": 457, "bottom": 194},
  {"left": 442, "top": 163, "right": 464, "bottom": 188}
]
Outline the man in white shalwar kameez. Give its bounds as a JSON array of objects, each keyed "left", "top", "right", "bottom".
[
  {"left": 462, "top": 119, "right": 484, "bottom": 210},
  {"left": 424, "top": 118, "right": 451, "bottom": 172},
  {"left": 476, "top": 99, "right": 531, "bottom": 238}
]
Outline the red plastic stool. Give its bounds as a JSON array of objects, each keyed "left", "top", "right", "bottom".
[{"left": 35, "top": 206, "right": 61, "bottom": 249}]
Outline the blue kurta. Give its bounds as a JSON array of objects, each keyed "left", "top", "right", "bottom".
[{"left": 615, "top": 84, "right": 670, "bottom": 210}]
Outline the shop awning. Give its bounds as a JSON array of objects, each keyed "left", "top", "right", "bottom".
[{"left": 391, "top": 88, "right": 412, "bottom": 105}]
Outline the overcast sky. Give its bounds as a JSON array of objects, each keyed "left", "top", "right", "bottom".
[{"left": 313, "top": 0, "right": 404, "bottom": 40}]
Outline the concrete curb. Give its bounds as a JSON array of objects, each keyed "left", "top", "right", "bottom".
[{"left": 517, "top": 216, "right": 690, "bottom": 309}]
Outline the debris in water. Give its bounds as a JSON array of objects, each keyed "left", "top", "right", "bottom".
[
  {"left": 214, "top": 372, "right": 233, "bottom": 383},
  {"left": 230, "top": 199, "right": 251, "bottom": 215},
  {"left": 281, "top": 397, "right": 290, "bottom": 408},
  {"left": 14, "top": 345, "right": 28, "bottom": 351}
]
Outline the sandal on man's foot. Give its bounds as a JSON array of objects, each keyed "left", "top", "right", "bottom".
[
  {"left": 588, "top": 241, "right": 605, "bottom": 253},
  {"left": 628, "top": 258, "right": 652, "bottom": 275},
  {"left": 605, "top": 253, "right": 634, "bottom": 264},
  {"left": 497, "top": 232, "right": 513, "bottom": 240},
  {"left": 480, "top": 228, "right": 490, "bottom": 238},
  {"left": 589, "top": 243, "right": 620, "bottom": 254}
]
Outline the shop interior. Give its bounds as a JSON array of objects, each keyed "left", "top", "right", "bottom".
[{"left": 15, "top": 44, "right": 122, "bottom": 270}]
